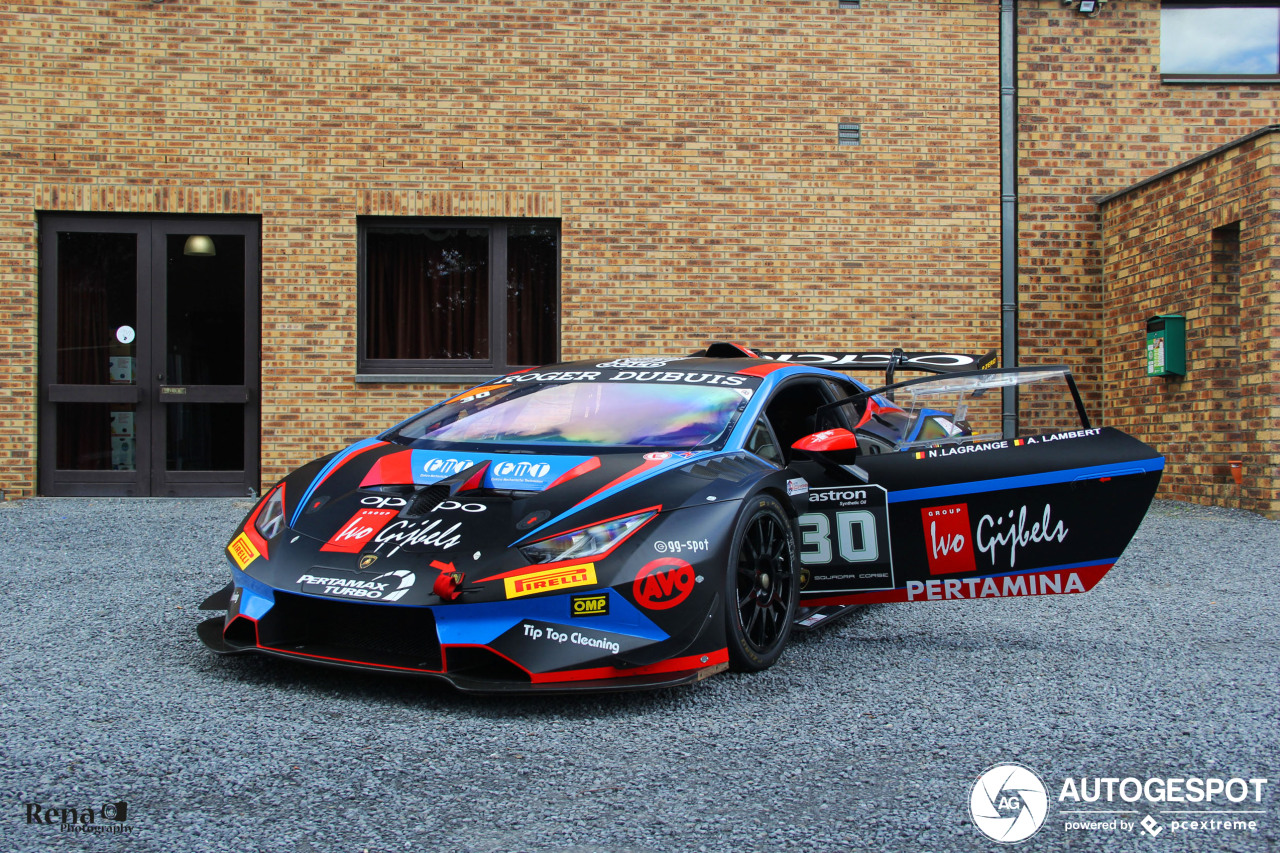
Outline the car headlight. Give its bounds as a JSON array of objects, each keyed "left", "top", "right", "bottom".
[
  {"left": 519, "top": 510, "right": 656, "bottom": 564},
  {"left": 254, "top": 485, "right": 287, "bottom": 540}
]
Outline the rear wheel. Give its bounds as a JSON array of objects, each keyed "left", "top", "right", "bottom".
[{"left": 725, "top": 495, "right": 799, "bottom": 672}]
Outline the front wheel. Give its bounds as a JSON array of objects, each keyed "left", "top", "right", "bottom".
[{"left": 724, "top": 494, "right": 799, "bottom": 672}]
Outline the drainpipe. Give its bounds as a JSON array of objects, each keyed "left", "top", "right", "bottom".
[{"left": 1000, "top": 0, "right": 1019, "bottom": 437}]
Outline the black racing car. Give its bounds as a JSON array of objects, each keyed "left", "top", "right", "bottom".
[{"left": 198, "top": 344, "right": 1163, "bottom": 692}]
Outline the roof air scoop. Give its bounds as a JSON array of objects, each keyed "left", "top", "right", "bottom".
[
  {"left": 698, "top": 342, "right": 760, "bottom": 359},
  {"left": 404, "top": 460, "right": 491, "bottom": 516}
]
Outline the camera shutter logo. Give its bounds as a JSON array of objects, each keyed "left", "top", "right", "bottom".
[{"left": 969, "top": 764, "right": 1049, "bottom": 843}]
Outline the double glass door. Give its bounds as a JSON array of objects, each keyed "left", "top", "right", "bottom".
[{"left": 39, "top": 216, "right": 260, "bottom": 496}]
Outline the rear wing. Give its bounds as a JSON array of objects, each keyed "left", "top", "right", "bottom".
[{"left": 752, "top": 347, "right": 999, "bottom": 386}]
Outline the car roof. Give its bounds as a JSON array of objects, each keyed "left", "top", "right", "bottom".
[{"left": 531, "top": 356, "right": 774, "bottom": 377}]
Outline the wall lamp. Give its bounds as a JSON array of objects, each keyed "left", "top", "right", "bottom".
[
  {"left": 183, "top": 235, "right": 217, "bottom": 257},
  {"left": 1062, "top": 0, "right": 1106, "bottom": 16}
]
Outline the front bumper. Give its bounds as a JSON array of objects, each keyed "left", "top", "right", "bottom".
[{"left": 196, "top": 580, "right": 728, "bottom": 694}]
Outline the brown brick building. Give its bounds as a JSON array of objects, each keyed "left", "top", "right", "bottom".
[{"left": 1, "top": 0, "right": 1276, "bottom": 516}]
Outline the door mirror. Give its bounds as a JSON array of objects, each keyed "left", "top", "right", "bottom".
[{"left": 791, "top": 428, "right": 860, "bottom": 461}]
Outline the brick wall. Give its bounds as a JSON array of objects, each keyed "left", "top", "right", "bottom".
[
  {"left": 2, "top": 0, "right": 1277, "bottom": 508},
  {"left": 0, "top": 0, "right": 1002, "bottom": 496},
  {"left": 1100, "top": 131, "right": 1279, "bottom": 518},
  {"left": 1018, "top": 0, "right": 1280, "bottom": 401}
]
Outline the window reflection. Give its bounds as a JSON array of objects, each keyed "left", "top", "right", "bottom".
[{"left": 1162, "top": 5, "right": 1280, "bottom": 75}]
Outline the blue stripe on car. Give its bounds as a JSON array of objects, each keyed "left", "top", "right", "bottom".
[
  {"left": 432, "top": 589, "right": 668, "bottom": 646},
  {"left": 886, "top": 458, "right": 1165, "bottom": 504},
  {"left": 289, "top": 437, "right": 385, "bottom": 527}
]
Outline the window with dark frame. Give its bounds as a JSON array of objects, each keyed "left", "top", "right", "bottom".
[
  {"left": 358, "top": 219, "right": 560, "bottom": 377},
  {"left": 1161, "top": 2, "right": 1280, "bottom": 81}
]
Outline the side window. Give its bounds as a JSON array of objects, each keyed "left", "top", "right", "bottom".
[
  {"left": 819, "top": 378, "right": 861, "bottom": 430},
  {"left": 764, "top": 379, "right": 837, "bottom": 462},
  {"left": 745, "top": 418, "right": 781, "bottom": 465}
]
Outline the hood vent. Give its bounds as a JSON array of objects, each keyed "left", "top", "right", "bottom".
[
  {"left": 405, "top": 484, "right": 450, "bottom": 517},
  {"left": 680, "top": 453, "right": 770, "bottom": 483}
]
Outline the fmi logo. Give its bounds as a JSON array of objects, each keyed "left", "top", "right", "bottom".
[{"left": 571, "top": 592, "right": 609, "bottom": 617}]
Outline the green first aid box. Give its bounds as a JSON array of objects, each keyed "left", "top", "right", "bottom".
[{"left": 1146, "top": 314, "right": 1186, "bottom": 377}]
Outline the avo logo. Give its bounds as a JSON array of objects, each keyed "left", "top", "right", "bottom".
[{"left": 633, "top": 558, "right": 696, "bottom": 610}]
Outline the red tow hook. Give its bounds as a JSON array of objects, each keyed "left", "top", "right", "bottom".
[{"left": 431, "top": 560, "right": 465, "bottom": 601}]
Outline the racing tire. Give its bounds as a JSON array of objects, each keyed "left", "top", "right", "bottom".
[{"left": 724, "top": 494, "right": 800, "bottom": 672}]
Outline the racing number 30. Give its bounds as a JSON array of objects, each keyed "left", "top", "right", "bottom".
[{"left": 798, "top": 511, "right": 879, "bottom": 565}]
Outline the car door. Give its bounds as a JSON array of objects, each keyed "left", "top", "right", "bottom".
[{"left": 782, "top": 368, "right": 1164, "bottom": 608}]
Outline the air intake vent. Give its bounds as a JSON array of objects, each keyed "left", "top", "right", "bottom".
[
  {"left": 680, "top": 453, "right": 771, "bottom": 484},
  {"left": 406, "top": 484, "right": 450, "bottom": 517},
  {"left": 838, "top": 123, "right": 862, "bottom": 146},
  {"left": 839, "top": 0, "right": 861, "bottom": 7}
]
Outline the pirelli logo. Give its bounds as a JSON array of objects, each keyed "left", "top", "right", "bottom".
[
  {"left": 228, "top": 532, "right": 261, "bottom": 570},
  {"left": 504, "top": 563, "right": 597, "bottom": 599}
]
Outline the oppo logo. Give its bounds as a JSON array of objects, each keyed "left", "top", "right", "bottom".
[
  {"left": 430, "top": 500, "right": 486, "bottom": 513},
  {"left": 361, "top": 496, "right": 408, "bottom": 508}
]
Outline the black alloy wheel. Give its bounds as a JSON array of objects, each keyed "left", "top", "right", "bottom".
[{"left": 724, "top": 494, "right": 799, "bottom": 672}]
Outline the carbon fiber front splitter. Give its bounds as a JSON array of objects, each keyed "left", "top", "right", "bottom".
[{"left": 196, "top": 615, "right": 727, "bottom": 694}]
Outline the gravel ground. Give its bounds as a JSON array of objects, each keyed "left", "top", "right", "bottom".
[{"left": 0, "top": 497, "right": 1275, "bottom": 853}]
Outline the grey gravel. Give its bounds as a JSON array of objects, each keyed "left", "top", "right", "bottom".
[{"left": 0, "top": 497, "right": 1275, "bottom": 852}]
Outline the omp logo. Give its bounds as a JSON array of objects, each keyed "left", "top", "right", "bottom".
[
  {"left": 922, "top": 503, "right": 977, "bottom": 576},
  {"left": 493, "top": 461, "right": 552, "bottom": 480},
  {"left": 571, "top": 592, "right": 609, "bottom": 616},
  {"left": 633, "top": 558, "right": 697, "bottom": 610},
  {"left": 970, "top": 764, "right": 1049, "bottom": 844},
  {"left": 504, "top": 564, "right": 597, "bottom": 599}
]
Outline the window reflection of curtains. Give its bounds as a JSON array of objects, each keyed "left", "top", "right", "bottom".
[
  {"left": 367, "top": 229, "right": 491, "bottom": 360},
  {"left": 506, "top": 225, "right": 558, "bottom": 366},
  {"left": 56, "top": 234, "right": 122, "bottom": 470},
  {"left": 57, "top": 234, "right": 112, "bottom": 385}
]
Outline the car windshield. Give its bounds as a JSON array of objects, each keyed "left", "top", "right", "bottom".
[{"left": 387, "top": 379, "right": 757, "bottom": 449}]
